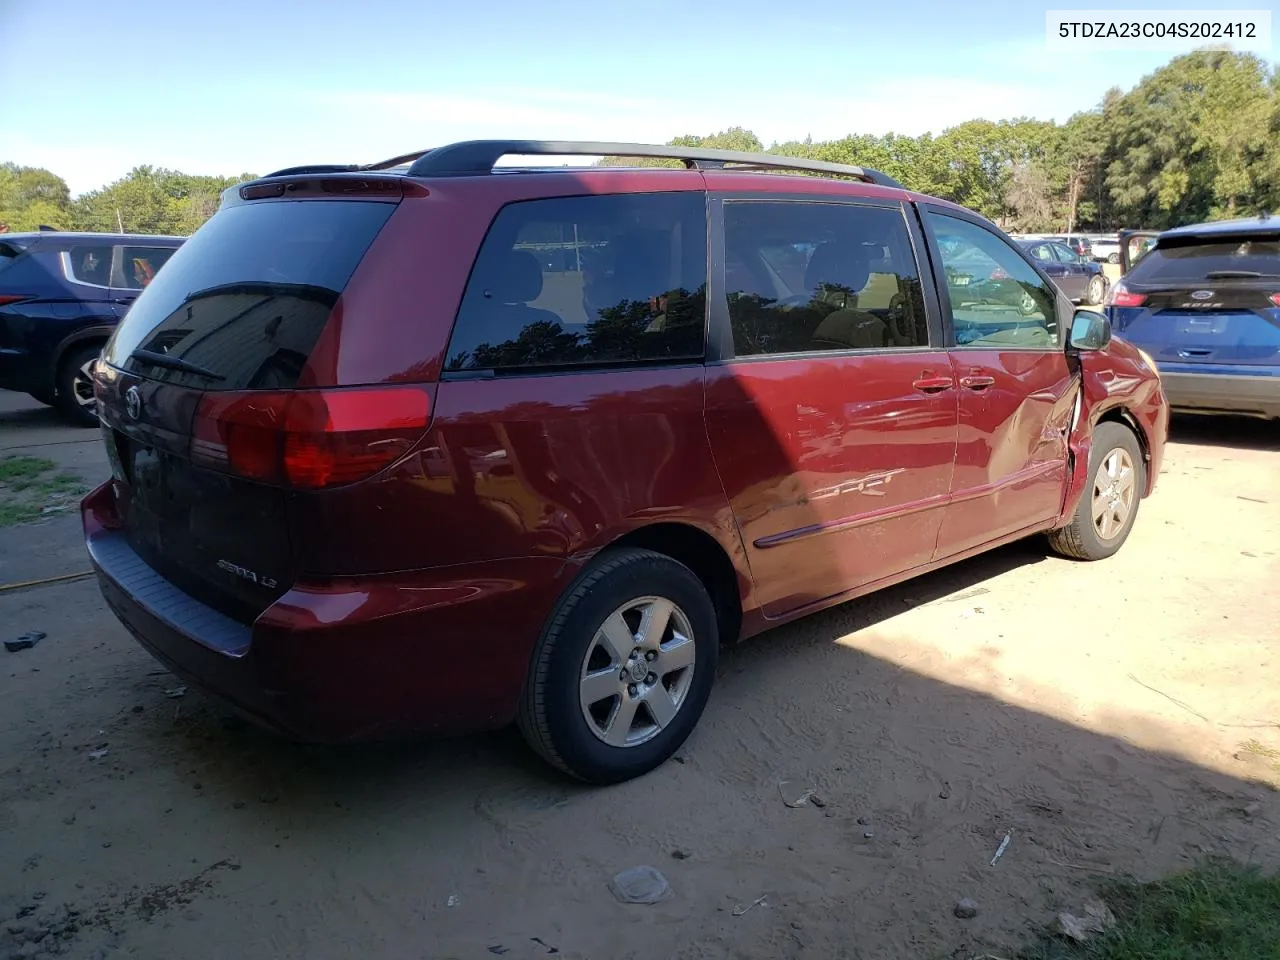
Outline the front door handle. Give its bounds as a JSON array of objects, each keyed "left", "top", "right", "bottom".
[
  {"left": 912, "top": 375, "right": 954, "bottom": 394},
  {"left": 959, "top": 374, "right": 996, "bottom": 390}
]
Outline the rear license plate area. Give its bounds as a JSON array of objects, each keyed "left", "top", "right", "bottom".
[{"left": 1177, "top": 315, "right": 1229, "bottom": 336}]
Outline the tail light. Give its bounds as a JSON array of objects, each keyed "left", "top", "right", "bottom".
[
  {"left": 0, "top": 294, "right": 34, "bottom": 306},
  {"left": 1269, "top": 293, "right": 1280, "bottom": 307},
  {"left": 190, "top": 386, "right": 432, "bottom": 489},
  {"left": 1105, "top": 282, "right": 1147, "bottom": 308}
]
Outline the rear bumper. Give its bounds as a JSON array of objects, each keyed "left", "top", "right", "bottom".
[
  {"left": 1160, "top": 370, "right": 1280, "bottom": 419},
  {"left": 83, "top": 482, "right": 573, "bottom": 742}
]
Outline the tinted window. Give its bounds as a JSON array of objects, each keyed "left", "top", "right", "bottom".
[
  {"left": 102, "top": 199, "right": 395, "bottom": 390},
  {"left": 1127, "top": 234, "right": 1280, "bottom": 283},
  {"left": 927, "top": 214, "right": 1059, "bottom": 348},
  {"left": 446, "top": 193, "right": 707, "bottom": 373},
  {"left": 723, "top": 201, "right": 928, "bottom": 357},
  {"left": 120, "top": 245, "right": 178, "bottom": 289},
  {"left": 65, "top": 244, "right": 113, "bottom": 287}
]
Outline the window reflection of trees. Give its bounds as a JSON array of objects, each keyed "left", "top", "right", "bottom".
[
  {"left": 727, "top": 276, "right": 927, "bottom": 356},
  {"left": 447, "top": 286, "right": 707, "bottom": 372}
]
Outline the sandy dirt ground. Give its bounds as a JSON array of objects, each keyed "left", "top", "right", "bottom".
[{"left": 1, "top": 389, "right": 1277, "bottom": 960}]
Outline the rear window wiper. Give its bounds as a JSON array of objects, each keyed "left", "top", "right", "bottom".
[
  {"left": 1204, "top": 270, "right": 1280, "bottom": 279},
  {"left": 129, "top": 348, "right": 225, "bottom": 381}
]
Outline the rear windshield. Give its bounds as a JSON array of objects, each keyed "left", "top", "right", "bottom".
[
  {"left": 102, "top": 199, "right": 396, "bottom": 389},
  {"left": 1129, "top": 234, "right": 1280, "bottom": 283}
]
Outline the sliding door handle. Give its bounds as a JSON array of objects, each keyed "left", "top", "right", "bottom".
[{"left": 912, "top": 375, "right": 954, "bottom": 394}]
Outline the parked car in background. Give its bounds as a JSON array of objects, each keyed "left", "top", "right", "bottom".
[
  {"left": 1108, "top": 218, "right": 1280, "bottom": 420},
  {"left": 84, "top": 139, "right": 1168, "bottom": 784},
  {"left": 1045, "top": 234, "right": 1094, "bottom": 260},
  {"left": 1088, "top": 235, "right": 1121, "bottom": 264},
  {"left": 1018, "top": 238, "right": 1109, "bottom": 305},
  {"left": 0, "top": 231, "right": 185, "bottom": 425}
]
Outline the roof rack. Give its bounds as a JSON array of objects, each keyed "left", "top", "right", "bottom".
[
  {"left": 401, "top": 140, "right": 905, "bottom": 188},
  {"left": 263, "top": 140, "right": 908, "bottom": 189}
]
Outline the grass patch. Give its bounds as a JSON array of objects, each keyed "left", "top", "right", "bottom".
[
  {"left": 1240, "top": 739, "right": 1280, "bottom": 768},
  {"left": 1023, "top": 861, "right": 1280, "bottom": 960},
  {"left": 0, "top": 455, "right": 57, "bottom": 485},
  {"left": 0, "top": 455, "right": 88, "bottom": 527}
]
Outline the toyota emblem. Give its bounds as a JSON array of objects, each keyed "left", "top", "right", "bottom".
[
  {"left": 1191, "top": 290, "right": 1214, "bottom": 300},
  {"left": 124, "top": 385, "right": 141, "bottom": 420}
]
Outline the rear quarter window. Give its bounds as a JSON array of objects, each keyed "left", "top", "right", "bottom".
[
  {"left": 65, "top": 244, "right": 114, "bottom": 287},
  {"left": 1129, "top": 234, "right": 1280, "bottom": 283},
  {"left": 101, "top": 199, "right": 396, "bottom": 390},
  {"left": 445, "top": 192, "right": 708, "bottom": 373}
]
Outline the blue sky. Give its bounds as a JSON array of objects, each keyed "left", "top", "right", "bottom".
[{"left": 0, "top": 0, "right": 1273, "bottom": 195}]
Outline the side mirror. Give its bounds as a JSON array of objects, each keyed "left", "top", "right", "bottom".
[{"left": 1069, "top": 309, "right": 1112, "bottom": 351}]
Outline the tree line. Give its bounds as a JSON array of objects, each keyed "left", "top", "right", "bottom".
[
  {"left": 3, "top": 49, "right": 1277, "bottom": 238},
  {"left": 0, "top": 165, "right": 256, "bottom": 236},
  {"left": 603, "top": 49, "right": 1278, "bottom": 233}
]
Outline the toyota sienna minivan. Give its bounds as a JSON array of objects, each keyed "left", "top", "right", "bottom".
[{"left": 83, "top": 140, "right": 1168, "bottom": 783}]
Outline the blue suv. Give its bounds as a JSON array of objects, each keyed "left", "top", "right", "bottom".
[
  {"left": 1109, "top": 218, "right": 1280, "bottom": 420},
  {"left": 0, "top": 231, "right": 185, "bottom": 425}
]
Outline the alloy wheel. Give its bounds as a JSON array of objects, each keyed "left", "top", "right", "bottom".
[
  {"left": 1092, "top": 447, "right": 1136, "bottom": 541},
  {"left": 578, "top": 596, "right": 696, "bottom": 748},
  {"left": 72, "top": 358, "right": 97, "bottom": 409}
]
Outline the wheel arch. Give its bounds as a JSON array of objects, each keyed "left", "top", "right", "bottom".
[
  {"left": 50, "top": 324, "right": 114, "bottom": 386},
  {"left": 607, "top": 522, "right": 745, "bottom": 648},
  {"left": 1095, "top": 405, "right": 1152, "bottom": 492}
]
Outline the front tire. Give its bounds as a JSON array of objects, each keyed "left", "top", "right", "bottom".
[
  {"left": 517, "top": 547, "right": 718, "bottom": 784},
  {"left": 55, "top": 344, "right": 103, "bottom": 427},
  {"left": 1085, "top": 275, "right": 1106, "bottom": 306},
  {"left": 1048, "top": 422, "right": 1145, "bottom": 561}
]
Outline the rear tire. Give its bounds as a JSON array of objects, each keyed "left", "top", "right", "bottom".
[
  {"left": 1107, "top": 252, "right": 1120, "bottom": 265},
  {"left": 517, "top": 547, "right": 718, "bottom": 784},
  {"left": 55, "top": 344, "right": 102, "bottom": 427},
  {"left": 1085, "top": 274, "right": 1106, "bottom": 306},
  {"left": 1048, "top": 422, "right": 1145, "bottom": 561}
]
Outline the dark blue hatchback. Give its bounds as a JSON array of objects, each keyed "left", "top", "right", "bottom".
[
  {"left": 0, "top": 231, "right": 185, "bottom": 425},
  {"left": 1108, "top": 217, "right": 1280, "bottom": 420}
]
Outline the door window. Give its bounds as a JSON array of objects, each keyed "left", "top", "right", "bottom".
[
  {"left": 1050, "top": 243, "right": 1080, "bottom": 263},
  {"left": 119, "top": 245, "right": 178, "bottom": 289},
  {"left": 722, "top": 200, "right": 929, "bottom": 357},
  {"left": 446, "top": 192, "right": 707, "bottom": 373},
  {"left": 927, "top": 214, "right": 1060, "bottom": 349}
]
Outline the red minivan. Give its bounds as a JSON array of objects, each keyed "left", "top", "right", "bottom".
[{"left": 83, "top": 141, "right": 1168, "bottom": 783}]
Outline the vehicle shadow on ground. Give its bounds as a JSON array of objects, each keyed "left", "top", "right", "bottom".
[
  {"left": 5, "top": 539, "right": 1278, "bottom": 959},
  {"left": 115, "top": 533, "right": 1278, "bottom": 845},
  {"left": 0, "top": 394, "right": 61, "bottom": 429},
  {"left": 159, "top": 538, "right": 1054, "bottom": 794},
  {"left": 1168, "top": 413, "right": 1279, "bottom": 453},
  {"left": 0, "top": 391, "right": 97, "bottom": 454},
  {"left": 58, "top": 537, "right": 1278, "bottom": 959}
]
